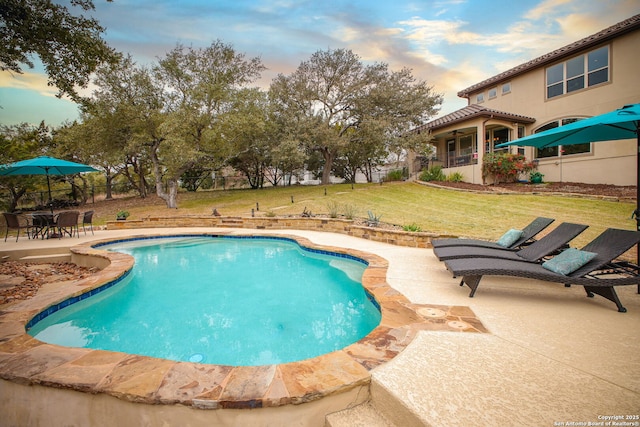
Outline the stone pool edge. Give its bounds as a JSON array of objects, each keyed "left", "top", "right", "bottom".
[{"left": 0, "top": 231, "right": 487, "bottom": 410}]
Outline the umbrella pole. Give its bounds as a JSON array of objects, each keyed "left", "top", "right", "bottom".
[{"left": 46, "top": 173, "right": 54, "bottom": 214}]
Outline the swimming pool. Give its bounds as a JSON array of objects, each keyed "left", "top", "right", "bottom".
[{"left": 28, "top": 235, "right": 381, "bottom": 366}]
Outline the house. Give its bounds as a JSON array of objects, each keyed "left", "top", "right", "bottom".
[{"left": 412, "top": 14, "right": 640, "bottom": 186}]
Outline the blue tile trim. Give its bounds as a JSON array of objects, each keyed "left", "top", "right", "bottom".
[
  {"left": 26, "top": 269, "right": 132, "bottom": 330},
  {"left": 94, "top": 234, "right": 370, "bottom": 266}
]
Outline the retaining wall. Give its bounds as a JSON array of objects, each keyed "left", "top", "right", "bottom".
[{"left": 107, "top": 216, "right": 439, "bottom": 248}]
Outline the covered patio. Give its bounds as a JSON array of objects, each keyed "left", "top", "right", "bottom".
[{"left": 411, "top": 104, "right": 536, "bottom": 184}]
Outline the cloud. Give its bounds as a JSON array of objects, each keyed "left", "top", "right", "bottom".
[
  {"left": 0, "top": 71, "right": 59, "bottom": 98},
  {"left": 525, "top": 0, "right": 573, "bottom": 21}
]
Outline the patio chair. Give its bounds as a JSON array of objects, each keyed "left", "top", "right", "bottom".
[
  {"left": 56, "top": 210, "right": 80, "bottom": 238},
  {"left": 81, "top": 210, "right": 94, "bottom": 235},
  {"left": 3, "top": 212, "right": 33, "bottom": 242},
  {"left": 433, "top": 222, "right": 588, "bottom": 262},
  {"left": 443, "top": 228, "right": 640, "bottom": 312},
  {"left": 432, "top": 217, "right": 555, "bottom": 250},
  {"left": 31, "top": 211, "right": 56, "bottom": 239}
]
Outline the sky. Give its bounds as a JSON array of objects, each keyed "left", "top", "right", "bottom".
[{"left": 1, "top": 0, "right": 638, "bottom": 127}]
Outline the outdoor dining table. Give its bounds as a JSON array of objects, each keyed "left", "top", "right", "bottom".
[{"left": 29, "top": 212, "right": 58, "bottom": 239}]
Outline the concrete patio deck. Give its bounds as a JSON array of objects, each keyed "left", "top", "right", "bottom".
[{"left": 1, "top": 227, "right": 639, "bottom": 426}]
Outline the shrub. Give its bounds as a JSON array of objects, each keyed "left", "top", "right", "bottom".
[
  {"left": 402, "top": 223, "right": 422, "bottom": 232},
  {"left": 326, "top": 200, "right": 339, "bottom": 218},
  {"left": 385, "top": 169, "right": 405, "bottom": 181},
  {"left": 419, "top": 165, "right": 446, "bottom": 182},
  {"left": 343, "top": 203, "right": 357, "bottom": 220},
  {"left": 447, "top": 172, "right": 464, "bottom": 182},
  {"left": 366, "top": 210, "right": 382, "bottom": 227},
  {"left": 482, "top": 153, "right": 536, "bottom": 185}
]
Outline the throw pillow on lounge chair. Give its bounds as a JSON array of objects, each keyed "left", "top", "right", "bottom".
[
  {"left": 542, "top": 248, "right": 597, "bottom": 275},
  {"left": 496, "top": 229, "right": 524, "bottom": 247}
]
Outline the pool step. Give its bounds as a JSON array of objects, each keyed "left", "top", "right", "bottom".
[{"left": 325, "top": 401, "right": 396, "bottom": 427}]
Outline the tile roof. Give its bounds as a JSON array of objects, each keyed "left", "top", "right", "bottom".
[
  {"left": 415, "top": 104, "right": 535, "bottom": 133},
  {"left": 457, "top": 14, "right": 640, "bottom": 98}
]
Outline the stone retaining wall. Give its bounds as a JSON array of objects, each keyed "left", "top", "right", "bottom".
[{"left": 107, "top": 216, "right": 438, "bottom": 248}]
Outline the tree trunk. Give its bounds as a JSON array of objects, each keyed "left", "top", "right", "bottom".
[
  {"left": 105, "top": 172, "right": 114, "bottom": 200},
  {"left": 321, "top": 147, "right": 335, "bottom": 185},
  {"left": 166, "top": 179, "right": 179, "bottom": 208},
  {"left": 150, "top": 139, "right": 179, "bottom": 209}
]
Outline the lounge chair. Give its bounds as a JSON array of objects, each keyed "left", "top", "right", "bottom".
[
  {"left": 433, "top": 222, "right": 588, "bottom": 262},
  {"left": 3, "top": 212, "right": 33, "bottom": 242},
  {"left": 432, "top": 217, "right": 555, "bottom": 250},
  {"left": 443, "top": 228, "right": 640, "bottom": 312}
]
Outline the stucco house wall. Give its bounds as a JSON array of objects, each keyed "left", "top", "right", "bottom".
[{"left": 413, "top": 14, "right": 640, "bottom": 186}]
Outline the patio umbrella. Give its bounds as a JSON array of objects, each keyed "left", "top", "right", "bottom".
[
  {"left": 0, "top": 156, "right": 98, "bottom": 212},
  {"left": 497, "top": 103, "right": 640, "bottom": 265}
]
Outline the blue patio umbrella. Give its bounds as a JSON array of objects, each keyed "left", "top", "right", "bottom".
[
  {"left": 497, "top": 103, "right": 640, "bottom": 266},
  {"left": 0, "top": 156, "right": 98, "bottom": 212}
]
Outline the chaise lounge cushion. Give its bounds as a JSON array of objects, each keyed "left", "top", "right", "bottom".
[
  {"left": 542, "top": 248, "right": 597, "bottom": 275},
  {"left": 496, "top": 229, "right": 524, "bottom": 248}
]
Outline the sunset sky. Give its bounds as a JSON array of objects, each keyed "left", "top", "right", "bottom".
[{"left": 1, "top": 0, "right": 638, "bottom": 127}]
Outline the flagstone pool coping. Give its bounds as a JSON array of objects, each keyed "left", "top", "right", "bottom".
[{"left": 0, "top": 232, "right": 486, "bottom": 410}]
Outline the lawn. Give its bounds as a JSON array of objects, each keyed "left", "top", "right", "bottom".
[{"left": 86, "top": 181, "right": 636, "bottom": 250}]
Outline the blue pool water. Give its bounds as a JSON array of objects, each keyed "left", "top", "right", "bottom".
[{"left": 28, "top": 236, "right": 381, "bottom": 366}]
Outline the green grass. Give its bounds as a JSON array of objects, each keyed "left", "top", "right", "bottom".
[{"left": 109, "top": 181, "right": 635, "bottom": 250}]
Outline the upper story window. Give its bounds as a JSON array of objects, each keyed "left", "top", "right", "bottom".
[
  {"left": 545, "top": 45, "right": 609, "bottom": 99},
  {"left": 476, "top": 93, "right": 485, "bottom": 103},
  {"left": 488, "top": 87, "right": 497, "bottom": 99},
  {"left": 501, "top": 82, "right": 511, "bottom": 94}
]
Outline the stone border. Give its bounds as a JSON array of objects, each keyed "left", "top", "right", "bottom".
[
  {"left": 106, "top": 216, "right": 443, "bottom": 247},
  {"left": 0, "top": 231, "right": 486, "bottom": 411},
  {"left": 418, "top": 181, "right": 635, "bottom": 202}
]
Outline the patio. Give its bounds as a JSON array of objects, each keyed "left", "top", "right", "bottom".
[{"left": 0, "top": 227, "right": 638, "bottom": 426}]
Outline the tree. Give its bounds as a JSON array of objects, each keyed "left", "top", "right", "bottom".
[
  {"left": 270, "top": 48, "right": 442, "bottom": 184},
  {"left": 78, "top": 55, "right": 162, "bottom": 199},
  {"left": 0, "top": 122, "right": 52, "bottom": 211},
  {"left": 225, "top": 89, "right": 274, "bottom": 189},
  {"left": 0, "top": 0, "right": 118, "bottom": 101},
  {"left": 152, "top": 42, "right": 265, "bottom": 207}
]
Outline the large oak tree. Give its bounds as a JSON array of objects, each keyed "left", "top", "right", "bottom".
[
  {"left": 0, "top": 0, "right": 118, "bottom": 101},
  {"left": 270, "top": 48, "right": 442, "bottom": 184}
]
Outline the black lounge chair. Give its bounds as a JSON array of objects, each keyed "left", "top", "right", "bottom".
[
  {"left": 432, "top": 217, "right": 555, "bottom": 250},
  {"left": 433, "top": 222, "right": 588, "bottom": 262},
  {"left": 443, "top": 228, "right": 640, "bottom": 312}
]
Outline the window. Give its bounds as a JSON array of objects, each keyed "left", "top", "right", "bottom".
[
  {"left": 588, "top": 46, "right": 609, "bottom": 86},
  {"left": 459, "top": 135, "right": 473, "bottom": 155},
  {"left": 517, "top": 125, "right": 525, "bottom": 155},
  {"left": 488, "top": 87, "right": 497, "bottom": 99},
  {"left": 535, "top": 118, "right": 591, "bottom": 158},
  {"left": 485, "top": 127, "right": 509, "bottom": 153},
  {"left": 476, "top": 93, "right": 485, "bottom": 103},
  {"left": 545, "top": 46, "right": 609, "bottom": 99},
  {"left": 502, "top": 82, "right": 511, "bottom": 94}
]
